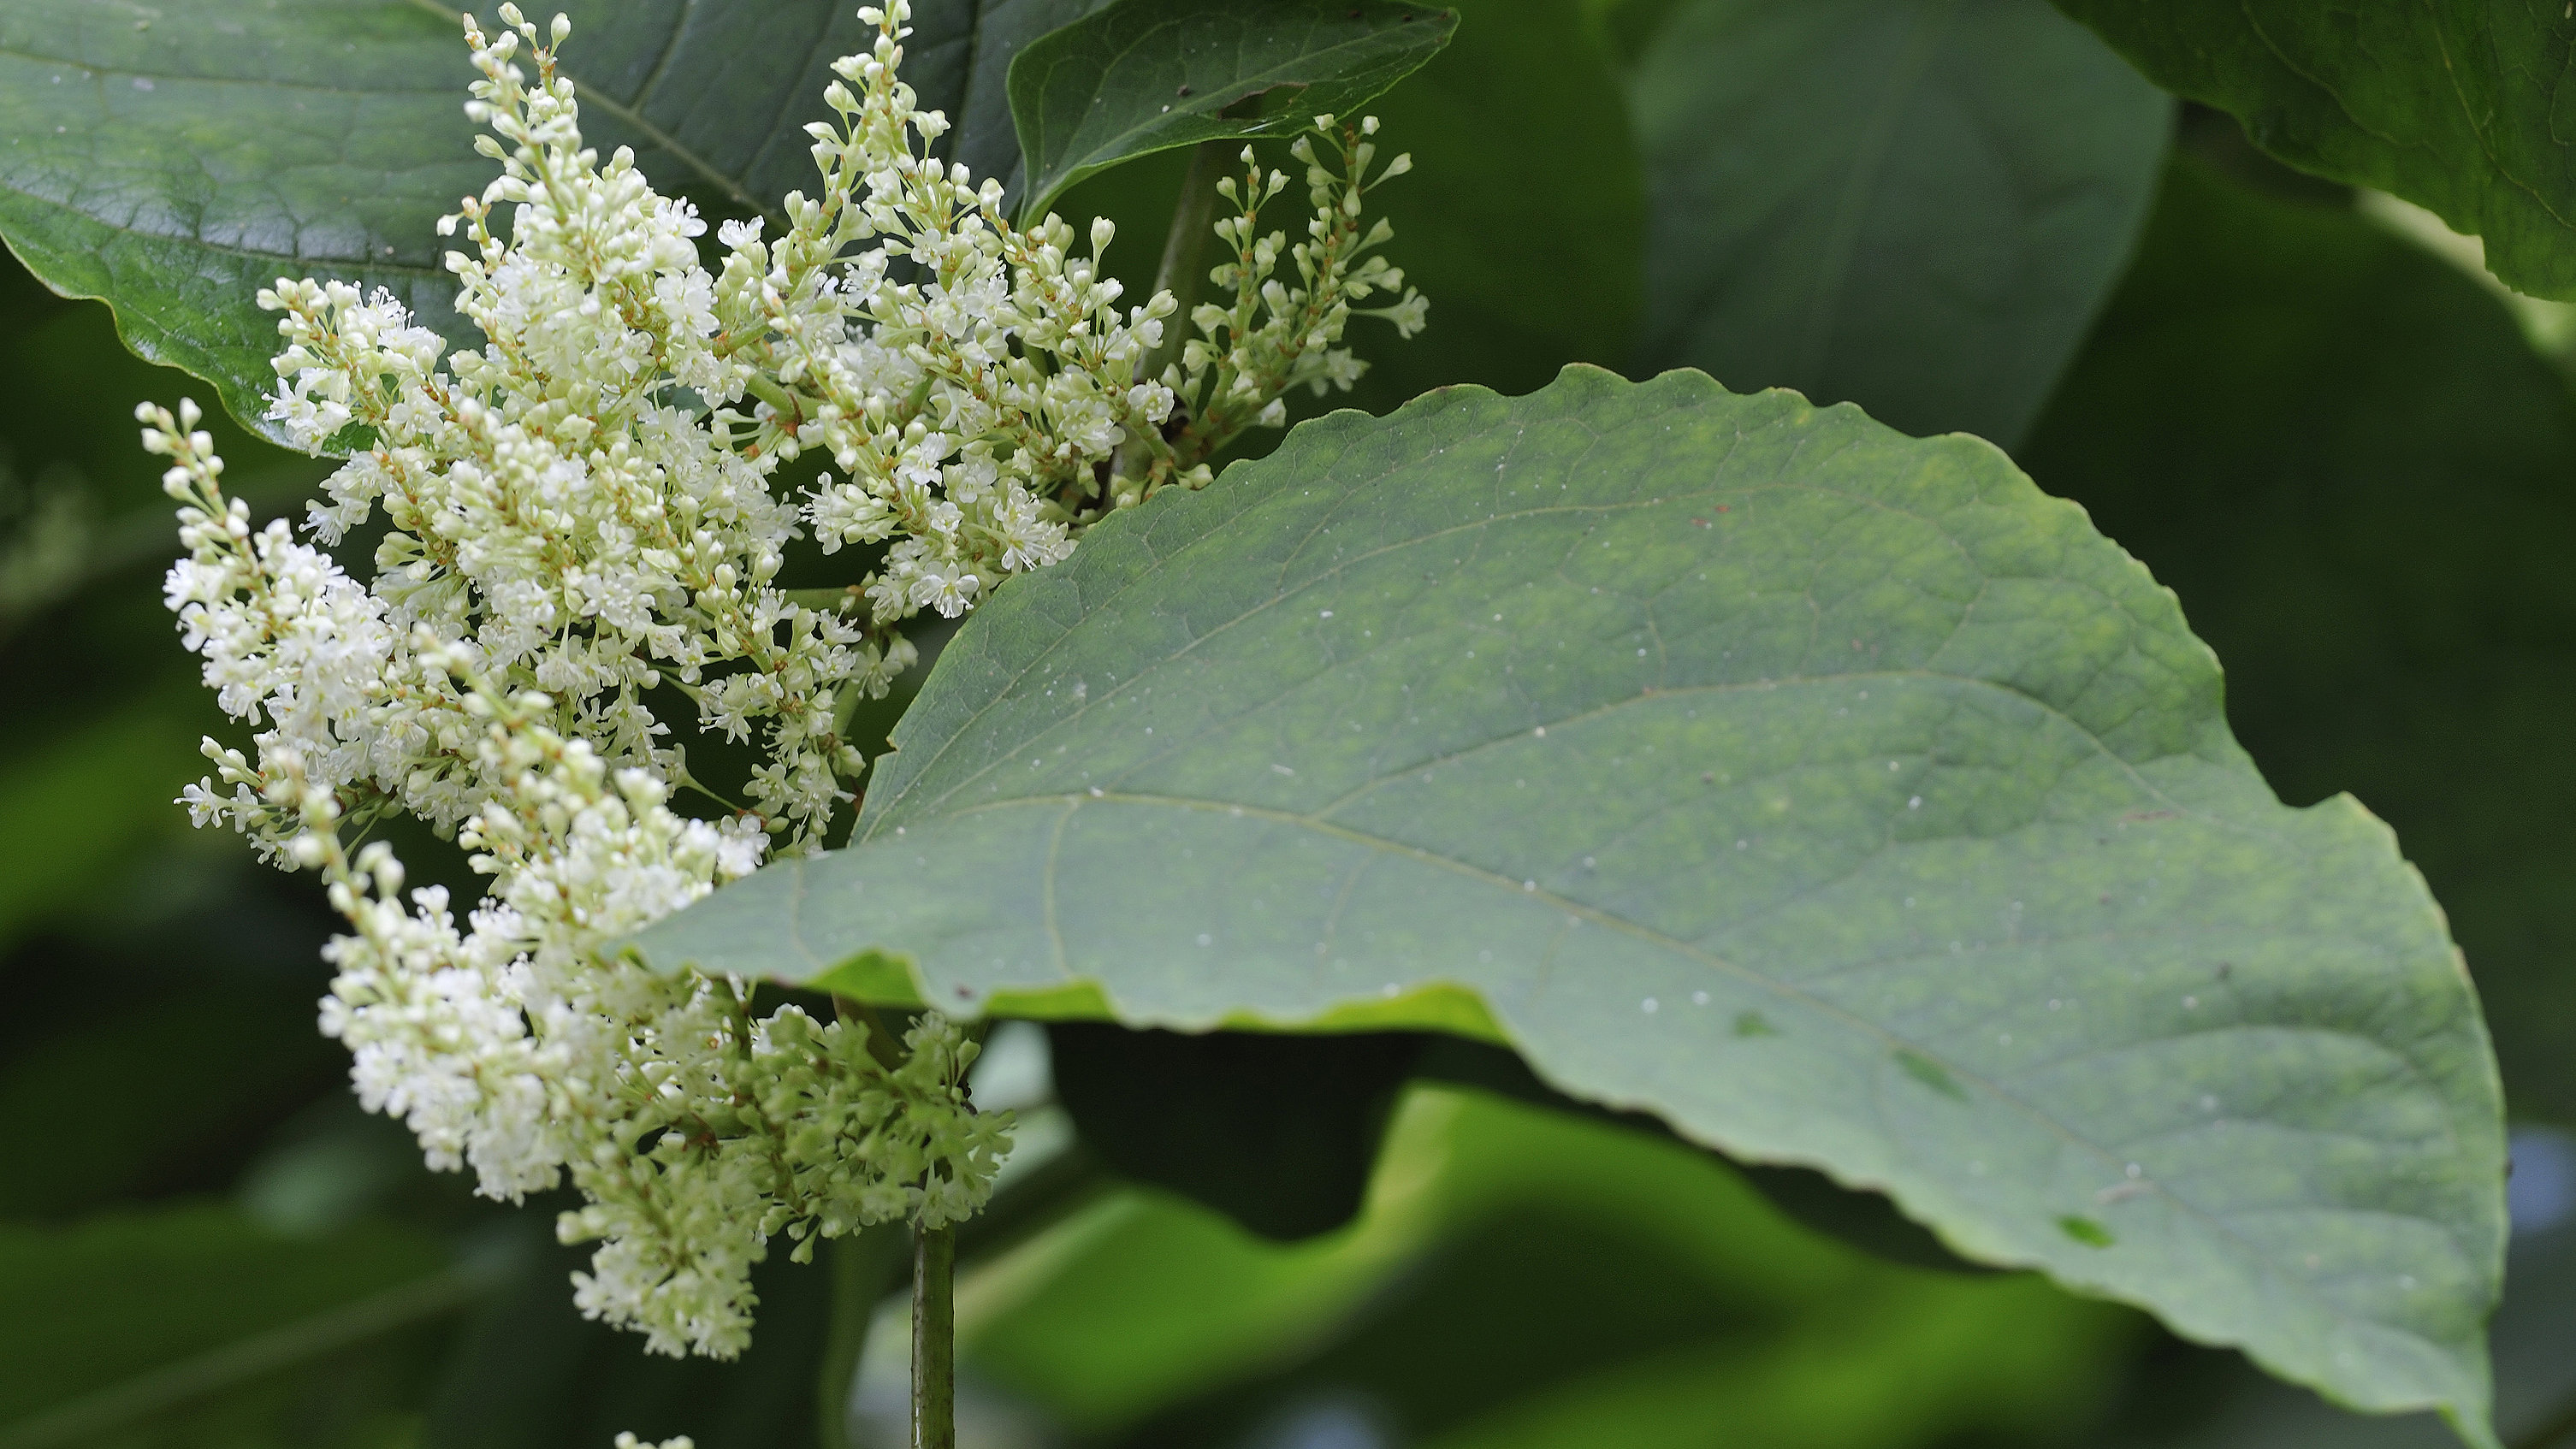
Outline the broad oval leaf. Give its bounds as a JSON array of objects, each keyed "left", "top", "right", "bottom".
[
  {"left": 2051, "top": 0, "right": 2576, "bottom": 302},
  {"left": 1007, "top": 0, "right": 1456, "bottom": 223},
  {"left": 632, "top": 365, "right": 2507, "bottom": 1440},
  {"left": 0, "top": 0, "right": 1072, "bottom": 443},
  {"left": 1622, "top": 0, "right": 2169, "bottom": 448}
]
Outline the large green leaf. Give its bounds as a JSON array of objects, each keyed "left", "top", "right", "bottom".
[
  {"left": 969, "top": 1082, "right": 2138, "bottom": 1446},
  {"left": 1620, "top": 0, "right": 2168, "bottom": 447},
  {"left": 0, "top": 1203, "right": 483, "bottom": 1447},
  {"left": 0, "top": 0, "right": 1075, "bottom": 443},
  {"left": 0, "top": 982, "right": 341, "bottom": 1220},
  {"left": 0, "top": 702, "right": 204, "bottom": 949},
  {"left": 1005, "top": 0, "right": 1456, "bottom": 223},
  {"left": 2021, "top": 157, "right": 2576, "bottom": 1127},
  {"left": 1418, "top": 1037, "right": 1986, "bottom": 1273},
  {"left": 2049, "top": 1, "right": 2576, "bottom": 302},
  {"left": 636, "top": 364, "right": 2508, "bottom": 1440}
]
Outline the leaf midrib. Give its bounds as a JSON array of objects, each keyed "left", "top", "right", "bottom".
[{"left": 820, "top": 780, "right": 2472, "bottom": 1370}]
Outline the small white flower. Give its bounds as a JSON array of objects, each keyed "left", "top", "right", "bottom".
[{"left": 139, "top": 0, "right": 1422, "bottom": 1364}]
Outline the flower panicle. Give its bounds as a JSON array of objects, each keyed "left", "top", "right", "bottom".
[{"left": 143, "top": 0, "right": 1423, "bottom": 1363}]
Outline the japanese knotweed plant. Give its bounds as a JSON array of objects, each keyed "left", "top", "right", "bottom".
[
  {"left": 1, "top": 0, "right": 2524, "bottom": 1444},
  {"left": 139, "top": 0, "right": 1421, "bottom": 1365}
]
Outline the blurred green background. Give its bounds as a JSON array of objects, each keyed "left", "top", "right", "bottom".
[{"left": 5, "top": 3, "right": 2576, "bottom": 1446}]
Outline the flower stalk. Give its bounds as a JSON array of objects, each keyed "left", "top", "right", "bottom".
[{"left": 911, "top": 1224, "right": 956, "bottom": 1449}]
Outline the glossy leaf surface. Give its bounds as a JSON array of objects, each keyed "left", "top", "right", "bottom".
[
  {"left": 636, "top": 364, "right": 2507, "bottom": 1439},
  {"left": 2051, "top": 0, "right": 2576, "bottom": 301},
  {"left": 1623, "top": 0, "right": 2167, "bottom": 447},
  {"left": 1007, "top": 0, "right": 1455, "bottom": 222}
]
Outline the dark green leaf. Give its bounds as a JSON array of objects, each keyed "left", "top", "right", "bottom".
[
  {"left": 2018, "top": 157, "right": 2576, "bottom": 1127},
  {"left": 972, "top": 1082, "right": 2137, "bottom": 1445},
  {"left": 1623, "top": 0, "right": 2168, "bottom": 447},
  {"left": 0, "top": 0, "right": 1069, "bottom": 442},
  {"left": 805, "top": 0, "right": 1642, "bottom": 454},
  {"left": 637, "top": 364, "right": 2508, "bottom": 1440},
  {"left": 1049, "top": 1024, "right": 1423, "bottom": 1238},
  {"left": 1329, "top": 0, "right": 1641, "bottom": 414},
  {"left": 0, "top": 983, "right": 342, "bottom": 1220},
  {"left": 1414, "top": 1035, "right": 1986, "bottom": 1273},
  {"left": 0, "top": 701, "right": 210, "bottom": 949},
  {"left": 1006, "top": 0, "right": 1456, "bottom": 222},
  {"left": 2049, "top": 0, "right": 2576, "bottom": 301},
  {"left": 0, "top": 1203, "right": 482, "bottom": 1447},
  {"left": 422, "top": 1221, "right": 838, "bottom": 1449}
]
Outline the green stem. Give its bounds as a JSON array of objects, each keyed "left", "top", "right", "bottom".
[
  {"left": 1137, "top": 139, "right": 1230, "bottom": 389},
  {"left": 814, "top": 1229, "right": 912, "bottom": 1449},
  {"left": 1110, "top": 139, "right": 1232, "bottom": 493},
  {"left": 910, "top": 1223, "right": 957, "bottom": 1449}
]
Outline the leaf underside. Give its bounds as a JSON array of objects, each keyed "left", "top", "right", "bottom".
[
  {"left": 1007, "top": 0, "right": 1456, "bottom": 223},
  {"left": 0, "top": 0, "right": 1061, "bottom": 445},
  {"left": 633, "top": 364, "right": 2507, "bottom": 1442},
  {"left": 2050, "top": 0, "right": 2576, "bottom": 301}
]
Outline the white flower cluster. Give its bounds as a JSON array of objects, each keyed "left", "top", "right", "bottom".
[
  {"left": 149, "top": 405, "right": 1005, "bottom": 1357},
  {"left": 142, "top": 0, "right": 1419, "bottom": 1362}
]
